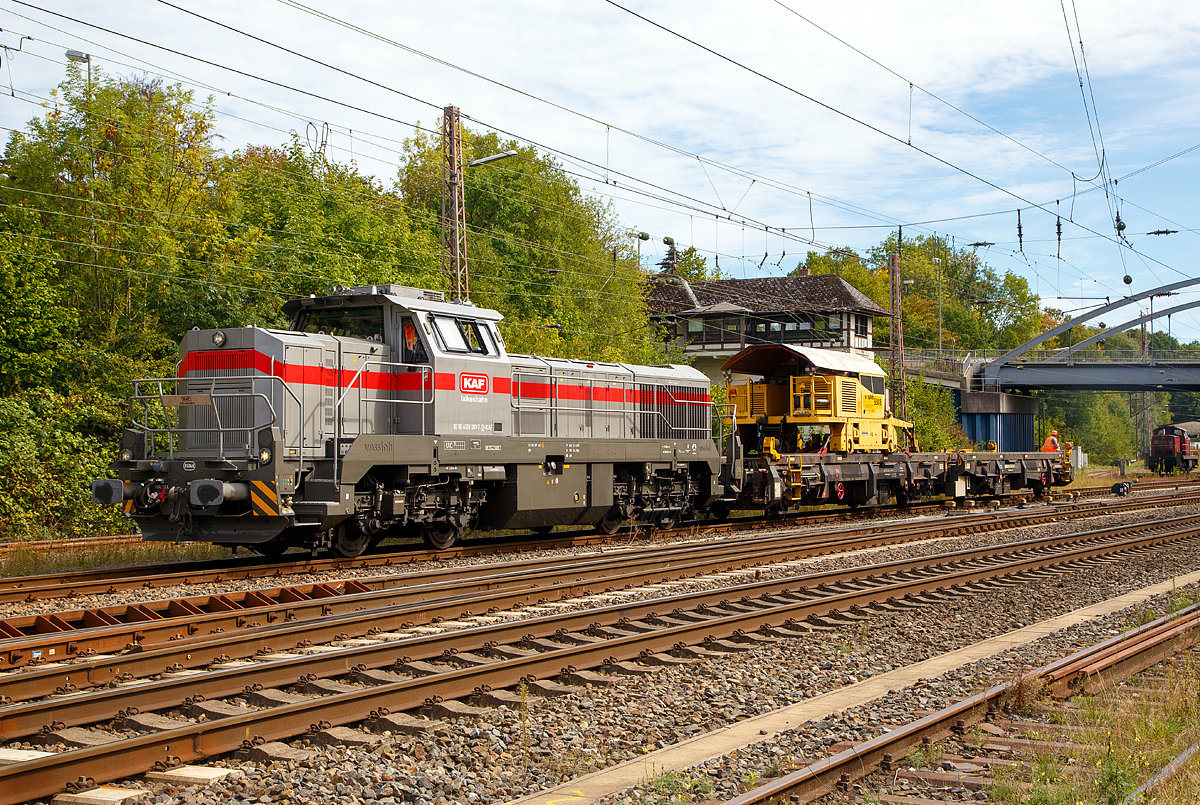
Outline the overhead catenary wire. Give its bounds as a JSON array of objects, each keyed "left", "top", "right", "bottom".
[
  {"left": 600, "top": 0, "right": 1198, "bottom": 311},
  {"left": 0, "top": 0, "right": 1110, "bottom": 296},
  {"left": 6, "top": 3, "right": 1195, "bottom": 336},
  {"left": 769, "top": 0, "right": 1103, "bottom": 185}
]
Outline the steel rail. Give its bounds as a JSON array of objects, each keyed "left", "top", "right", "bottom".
[
  {"left": 3, "top": 478, "right": 1189, "bottom": 596},
  {"left": 717, "top": 586, "right": 1200, "bottom": 804},
  {"left": 4, "top": 507, "right": 1198, "bottom": 705},
  {"left": 2, "top": 485, "right": 1186, "bottom": 610},
  {"left": 1, "top": 522, "right": 1198, "bottom": 802},
  {"left": 0, "top": 495, "right": 976, "bottom": 598},
  {"left": 4, "top": 494, "right": 1196, "bottom": 674},
  {"left": 0, "top": 501, "right": 1004, "bottom": 606},
  {"left": 0, "top": 493, "right": 1142, "bottom": 630},
  {"left": 1043, "top": 602, "right": 1200, "bottom": 696}
]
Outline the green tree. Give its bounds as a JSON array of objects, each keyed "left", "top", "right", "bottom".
[
  {"left": 227, "top": 139, "right": 440, "bottom": 328},
  {"left": 2, "top": 69, "right": 247, "bottom": 391},
  {"left": 905, "top": 376, "right": 970, "bottom": 452},
  {"left": 0, "top": 218, "right": 67, "bottom": 392},
  {"left": 673, "top": 245, "right": 720, "bottom": 282},
  {"left": 0, "top": 390, "right": 125, "bottom": 539},
  {"left": 797, "top": 234, "right": 1046, "bottom": 352},
  {"left": 1038, "top": 390, "right": 1139, "bottom": 465},
  {"left": 793, "top": 247, "right": 888, "bottom": 308}
]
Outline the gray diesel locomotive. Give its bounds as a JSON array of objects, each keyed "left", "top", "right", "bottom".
[{"left": 92, "top": 284, "right": 721, "bottom": 556}]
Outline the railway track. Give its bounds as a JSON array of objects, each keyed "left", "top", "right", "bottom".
[
  {"left": 2, "top": 503, "right": 1200, "bottom": 803},
  {"left": 2, "top": 490, "right": 1196, "bottom": 671},
  {"left": 2, "top": 478, "right": 1195, "bottom": 606},
  {"left": 721, "top": 600, "right": 1200, "bottom": 804},
  {"left": 0, "top": 474, "right": 1186, "bottom": 568}
]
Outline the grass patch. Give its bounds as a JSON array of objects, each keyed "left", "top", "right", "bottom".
[
  {"left": 639, "top": 768, "right": 714, "bottom": 804},
  {"left": 904, "top": 741, "right": 944, "bottom": 769},
  {"left": 0, "top": 540, "right": 229, "bottom": 576},
  {"left": 990, "top": 654, "right": 1200, "bottom": 805},
  {"left": 1000, "top": 669, "right": 1047, "bottom": 717}
]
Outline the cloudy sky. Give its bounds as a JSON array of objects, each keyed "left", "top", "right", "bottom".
[{"left": 3, "top": 0, "right": 1200, "bottom": 342}]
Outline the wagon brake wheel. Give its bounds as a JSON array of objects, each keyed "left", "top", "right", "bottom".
[
  {"left": 332, "top": 521, "right": 371, "bottom": 558},
  {"left": 595, "top": 507, "right": 623, "bottom": 536},
  {"left": 421, "top": 522, "right": 460, "bottom": 551}
]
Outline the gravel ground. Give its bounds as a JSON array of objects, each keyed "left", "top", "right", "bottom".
[{"left": 9, "top": 496, "right": 1200, "bottom": 805}]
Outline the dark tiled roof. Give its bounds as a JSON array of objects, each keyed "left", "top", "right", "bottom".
[{"left": 647, "top": 274, "right": 888, "bottom": 317}]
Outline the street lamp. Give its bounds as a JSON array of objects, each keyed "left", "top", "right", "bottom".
[
  {"left": 66, "top": 49, "right": 96, "bottom": 281},
  {"left": 66, "top": 49, "right": 92, "bottom": 103},
  {"left": 932, "top": 258, "right": 942, "bottom": 353},
  {"left": 466, "top": 150, "right": 517, "bottom": 167}
]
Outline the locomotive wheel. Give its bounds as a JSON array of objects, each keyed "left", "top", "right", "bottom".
[
  {"left": 595, "top": 508, "right": 623, "bottom": 536},
  {"left": 332, "top": 522, "right": 370, "bottom": 558},
  {"left": 421, "top": 522, "right": 459, "bottom": 551},
  {"left": 531, "top": 525, "right": 555, "bottom": 536},
  {"left": 654, "top": 511, "right": 678, "bottom": 531},
  {"left": 708, "top": 502, "right": 733, "bottom": 522}
]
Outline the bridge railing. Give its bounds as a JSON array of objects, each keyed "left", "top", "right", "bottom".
[
  {"left": 986, "top": 349, "right": 1200, "bottom": 364},
  {"left": 881, "top": 347, "right": 1200, "bottom": 391},
  {"left": 888, "top": 349, "right": 980, "bottom": 379}
]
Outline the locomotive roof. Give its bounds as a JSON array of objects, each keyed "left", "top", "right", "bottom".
[
  {"left": 281, "top": 284, "right": 504, "bottom": 322},
  {"left": 721, "top": 343, "right": 886, "bottom": 377}
]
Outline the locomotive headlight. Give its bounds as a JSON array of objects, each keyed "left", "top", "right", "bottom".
[
  {"left": 211, "top": 330, "right": 227, "bottom": 347},
  {"left": 119, "top": 448, "right": 133, "bottom": 461},
  {"left": 258, "top": 447, "right": 273, "bottom": 464}
]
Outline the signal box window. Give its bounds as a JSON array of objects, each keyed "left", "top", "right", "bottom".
[{"left": 429, "top": 315, "right": 496, "bottom": 356}]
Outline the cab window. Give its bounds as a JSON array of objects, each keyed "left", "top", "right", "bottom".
[
  {"left": 296, "top": 305, "right": 384, "bottom": 340},
  {"left": 429, "top": 315, "right": 496, "bottom": 356},
  {"left": 862, "top": 375, "right": 885, "bottom": 395},
  {"left": 400, "top": 317, "right": 429, "bottom": 364}
]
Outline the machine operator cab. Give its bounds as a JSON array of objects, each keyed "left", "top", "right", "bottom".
[
  {"left": 721, "top": 343, "right": 913, "bottom": 455},
  {"left": 281, "top": 284, "right": 510, "bottom": 440}
]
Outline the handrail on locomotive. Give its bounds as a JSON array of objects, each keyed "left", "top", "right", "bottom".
[{"left": 128, "top": 376, "right": 293, "bottom": 461}]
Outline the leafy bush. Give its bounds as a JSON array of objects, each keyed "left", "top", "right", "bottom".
[{"left": 0, "top": 389, "right": 127, "bottom": 540}]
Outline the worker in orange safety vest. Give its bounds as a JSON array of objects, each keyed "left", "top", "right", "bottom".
[{"left": 1041, "top": 430, "right": 1060, "bottom": 452}]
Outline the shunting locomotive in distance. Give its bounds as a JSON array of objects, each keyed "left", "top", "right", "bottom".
[{"left": 93, "top": 284, "right": 721, "bottom": 557}]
